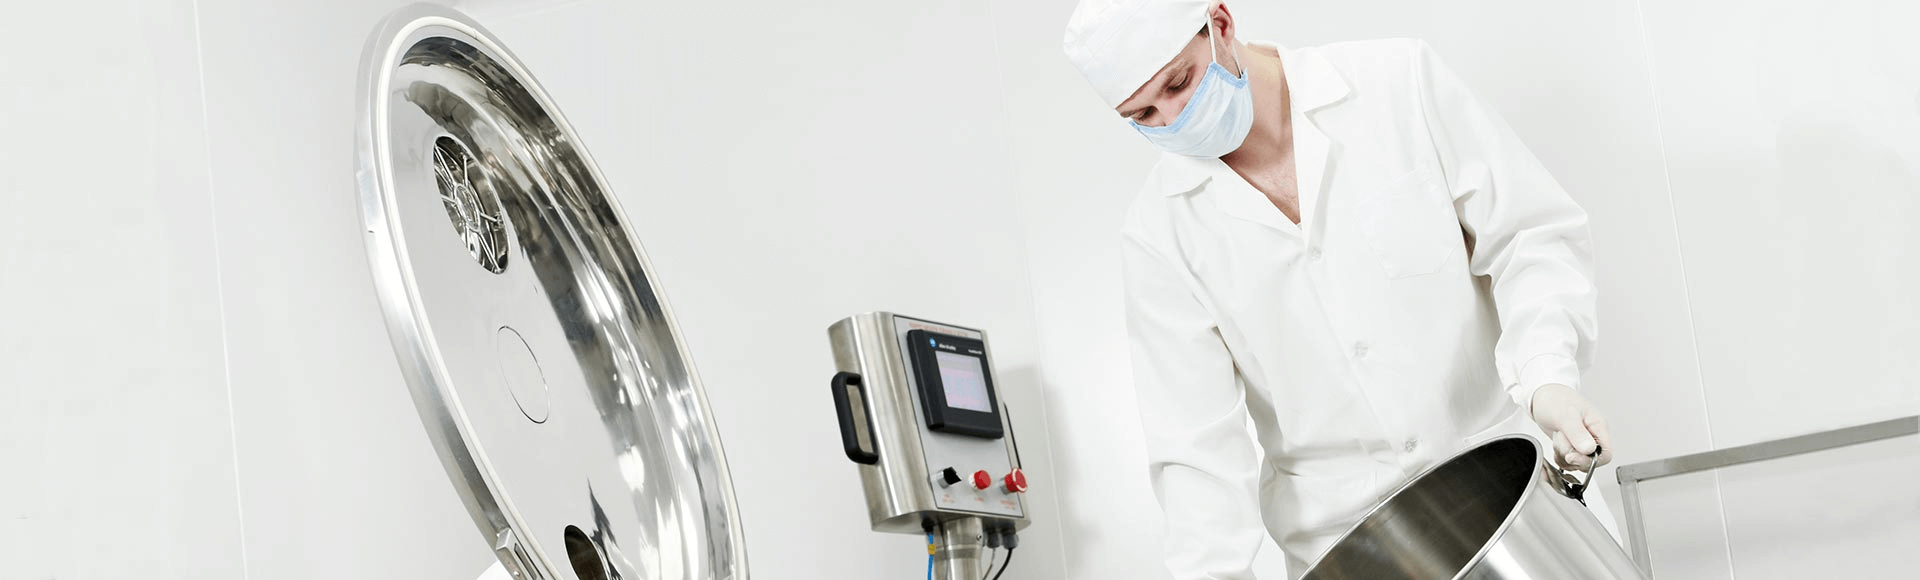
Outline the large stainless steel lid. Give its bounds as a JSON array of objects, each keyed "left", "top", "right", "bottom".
[{"left": 354, "top": 5, "right": 748, "bottom": 579}]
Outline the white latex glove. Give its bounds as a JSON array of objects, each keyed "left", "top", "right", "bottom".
[{"left": 1529, "top": 384, "right": 1613, "bottom": 472}]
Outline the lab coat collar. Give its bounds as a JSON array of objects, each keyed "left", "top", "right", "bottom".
[
  {"left": 1271, "top": 42, "right": 1353, "bottom": 115},
  {"left": 1155, "top": 42, "right": 1351, "bottom": 198}
]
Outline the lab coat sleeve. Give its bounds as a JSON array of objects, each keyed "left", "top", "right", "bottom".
[
  {"left": 1411, "top": 40, "right": 1599, "bottom": 408},
  {"left": 1121, "top": 229, "right": 1269, "bottom": 580}
]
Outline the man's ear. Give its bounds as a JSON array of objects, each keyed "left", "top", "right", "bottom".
[{"left": 1210, "top": 3, "right": 1236, "bottom": 44}]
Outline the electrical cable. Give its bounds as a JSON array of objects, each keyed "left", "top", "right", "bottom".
[
  {"left": 990, "top": 545, "right": 1014, "bottom": 580},
  {"left": 979, "top": 527, "right": 1003, "bottom": 580},
  {"left": 926, "top": 532, "right": 935, "bottom": 580}
]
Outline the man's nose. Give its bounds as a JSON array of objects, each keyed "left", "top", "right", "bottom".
[{"left": 1145, "top": 97, "right": 1187, "bottom": 128}]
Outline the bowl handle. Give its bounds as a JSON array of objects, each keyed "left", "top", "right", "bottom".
[{"left": 1548, "top": 445, "right": 1603, "bottom": 505}]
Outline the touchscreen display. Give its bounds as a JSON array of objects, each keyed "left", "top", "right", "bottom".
[{"left": 935, "top": 351, "right": 992, "bottom": 413}]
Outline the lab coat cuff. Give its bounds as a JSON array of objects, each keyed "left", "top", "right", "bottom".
[{"left": 1510, "top": 353, "right": 1581, "bottom": 408}]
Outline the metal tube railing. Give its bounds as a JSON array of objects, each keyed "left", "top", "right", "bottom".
[{"left": 1613, "top": 415, "right": 1919, "bottom": 577}]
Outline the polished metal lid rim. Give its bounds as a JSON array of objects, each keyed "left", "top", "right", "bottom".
[{"left": 354, "top": 4, "right": 749, "bottom": 577}]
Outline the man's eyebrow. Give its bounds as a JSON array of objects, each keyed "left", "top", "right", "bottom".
[{"left": 1118, "top": 61, "right": 1187, "bottom": 118}]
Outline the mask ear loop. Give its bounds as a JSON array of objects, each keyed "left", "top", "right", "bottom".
[{"left": 1205, "top": 16, "right": 1246, "bottom": 78}]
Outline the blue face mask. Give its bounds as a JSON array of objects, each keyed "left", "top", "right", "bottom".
[{"left": 1130, "top": 23, "right": 1254, "bottom": 158}]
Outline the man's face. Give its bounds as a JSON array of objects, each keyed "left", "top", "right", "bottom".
[{"left": 1115, "top": 29, "right": 1218, "bottom": 128}]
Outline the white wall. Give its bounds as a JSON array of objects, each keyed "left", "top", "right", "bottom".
[
  {"left": 190, "top": 0, "right": 504, "bottom": 577},
  {"left": 1, "top": 1, "right": 247, "bottom": 578},
  {"left": 1627, "top": 1, "right": 1920, "bottom": 577},
  {"left": 991, "top": 0, "right": 1918, "bottom": 579},
  {"left": 1638, "top": 0, "right": 1920, "bottom": 446}
]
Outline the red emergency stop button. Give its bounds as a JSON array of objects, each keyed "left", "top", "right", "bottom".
[
  {"left": 971, "top": 470, "right": 992, "bottom": 490},
  {"left": 1003, "top": 469, "right": 1028, "bottom": 493}
]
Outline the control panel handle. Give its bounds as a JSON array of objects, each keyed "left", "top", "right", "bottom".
[{"left": 831, "top": 371, "right": 880, "bottom": 465}]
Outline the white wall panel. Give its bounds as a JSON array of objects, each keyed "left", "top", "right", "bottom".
[
  {"left": 1632, "top": 471, "right": 1736, "bottom": 580},
  {"left": 1639, "top": 0, "right": 1920, "bottom": 447},
  {"left": 1714, "top": 435, "right": 1920, "bottom": 579},
  {"left": 1636, "top": 0, "right": 1920, "bottom": 572},
  {"left": 193, "top": 0, "right": 495, "bottom": 578},
  {"left": 0, "top": 1, "right": 247, "bottom": 578}
]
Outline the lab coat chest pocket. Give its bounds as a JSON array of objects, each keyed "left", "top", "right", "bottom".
[{"left": 1357, "top": 170, "right": 1459, "bottom": 279}]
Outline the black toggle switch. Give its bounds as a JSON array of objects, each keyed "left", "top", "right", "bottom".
[{"left": 939, "top": 467, "right": 962, "bottom": 487}]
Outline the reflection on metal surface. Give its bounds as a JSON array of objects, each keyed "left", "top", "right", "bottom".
[
  {"left": 1301, "top": 437, "right": 1643, "bottom": 580},
  {"left": 432, "top": 135, "right": 509, "bottom": 274},
  {"left": 563, "top": 525, "right": 610, "bottom": 580},
  {"left": 931, "top": 517, "right": 991, "bottom": 580},
  {"left": 495, "top": 326, "right": 549, "bottom": 423},
  {"left": 355, "top": 4, "right": 748, "bottom": 579}
]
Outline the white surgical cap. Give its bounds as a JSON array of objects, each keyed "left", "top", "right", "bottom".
[{"left": 1062, "top": 0, "right": 1214, "bottom": 108}]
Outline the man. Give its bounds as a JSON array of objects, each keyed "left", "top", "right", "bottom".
[{"left": 1062, "top": 0, "right": 1616, "bottom": 577}]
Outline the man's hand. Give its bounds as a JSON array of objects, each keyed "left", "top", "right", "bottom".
[{"left": 1529, "top": 384, "right": 1613, "bottom": 472}]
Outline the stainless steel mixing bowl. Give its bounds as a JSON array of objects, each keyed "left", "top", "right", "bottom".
[{"left": 1301, "top": 436, "right": 1643, "bottom": 580}]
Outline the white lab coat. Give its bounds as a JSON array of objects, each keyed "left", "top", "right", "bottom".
[{"left": 1121, "top": 39, "right": 1600, "bottom": 579}]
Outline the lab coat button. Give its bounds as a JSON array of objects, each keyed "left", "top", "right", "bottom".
[
  {"left": 1403, "top": 439, "right": 1418, "bottom": 453},
  {"left": 1309, "top": 247, "right": 1323, "bottom": 261}
]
